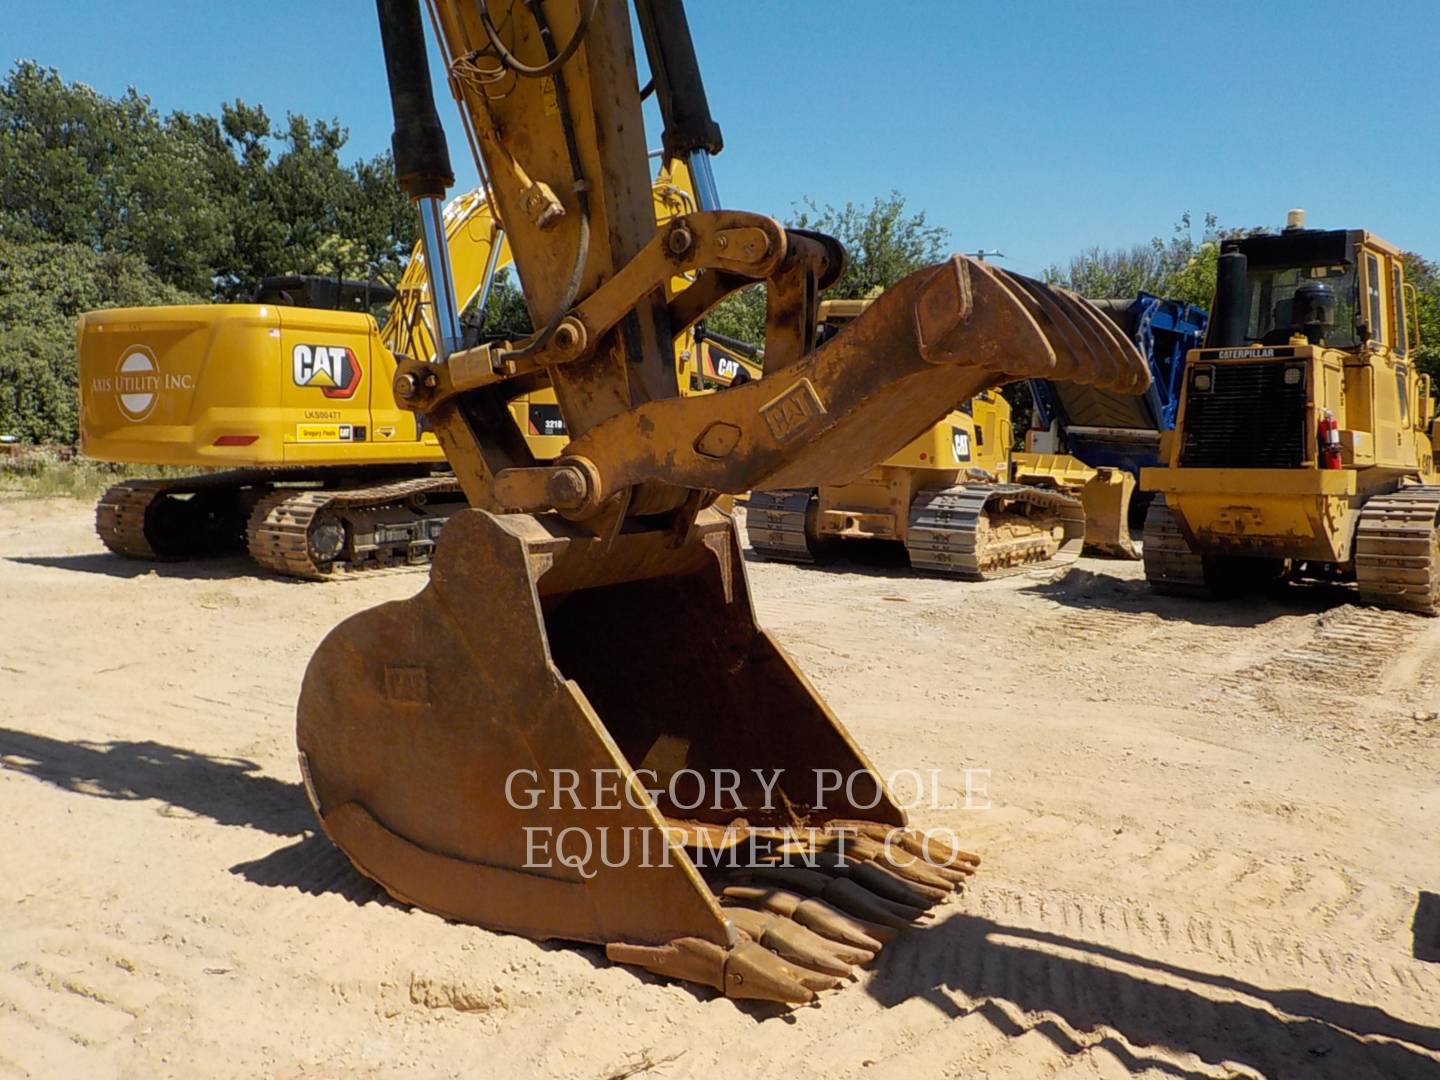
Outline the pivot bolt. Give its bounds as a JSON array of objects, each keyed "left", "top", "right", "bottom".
[
  {"left": 395, "top": 372, "right": 418, "bottom": 399},
  {"left": 667, "top": 224, "right": 694, "bottom": 256},
  {"left": 551, "top": 316, "right": 587, "bottom": 357},
  {"left": 547, "top": 465, "right": 590, "bottom": 510}
]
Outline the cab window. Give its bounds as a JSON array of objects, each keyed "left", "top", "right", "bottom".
[
  {"left": 1366, "top": 253, "right": 1384, "bottom": 344},
  {"left": 1392, "top": 264, "right": 1408, "bottom": 356}
]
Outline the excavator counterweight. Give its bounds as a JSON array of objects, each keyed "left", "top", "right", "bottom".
[{"left": 297, "top": 0, "right": 1151, "bottom": 1004}]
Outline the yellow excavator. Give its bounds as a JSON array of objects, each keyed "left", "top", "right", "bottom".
[
  {"left": 1142, "top": 212, "right": 1440, "bottom": 612},
  {"left": 291, "top": 0, "right": 1149, "bottom": 1006},
  {"left": 746, "top": 298, "right": 1135, "bottom": 576},
  {"left": 78, "top": 166, "right": 696, "bottom": 577}
]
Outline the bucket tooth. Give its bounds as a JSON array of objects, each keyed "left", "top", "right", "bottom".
[
  {"left": 726, "top": 940, "right": 826, "bottom": 1002},
  {"left": 745, "top": 866, "right": 921, "bottom": 928},
  {"left": 865, "top": 858, "right": 954, "bottom": 902},
  {"left": 895, "top": 857, "right": 971, "bottom": 886},
  {"left": 793, "top": 848, "right": 947, "bottom": 909},
  {"left": 793, "top": 897, "right": 898, "bottom": 947},
  {"left": 889, "top": 827, "right": 982, "bottom": 869},
  {"left": 836, "top": 834, "right": 959, "bottom": 895},
  {"left": 822, "top": 877, "right": 925, "bottom": 927},
  {"left": 843, "top": 821, "right": 982, "bottom": 869},
  {"left": 745, "top": 865, "right": 834, "bottom": 896},
  {"left": 607, "top": 936, "right": 826, "bottom": 1003},
  {"left": 605, "top": 937, "right": 728, "bottom": 994},
  {"left": 724, "top": 907, "right": 872, "bottom": 976},
  {"left": 719, "top": 885, "right": 890, "bottom": 950},
  {"left": 848, "top": 860, "right": 947, "bottom": 910}
]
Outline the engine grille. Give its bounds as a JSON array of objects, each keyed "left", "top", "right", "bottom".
[{"left": 1179, "top": 362, "right": 1307, "bottom": 468}]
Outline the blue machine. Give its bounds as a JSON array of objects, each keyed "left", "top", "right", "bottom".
[{"left": 1028, "top": 292, "right": 1208, "bottom": 481}]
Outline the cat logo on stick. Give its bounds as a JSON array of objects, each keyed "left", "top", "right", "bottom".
[{"left": 293, "top": 344, "right": 361, "bottom": 399}]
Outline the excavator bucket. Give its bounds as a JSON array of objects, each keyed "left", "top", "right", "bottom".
[
  {"left": 1079, "top": 467, "right": 1140, "bottom": 560},
  {"left": 298, "top": 505, "right": 973, "bottom": 1004}
]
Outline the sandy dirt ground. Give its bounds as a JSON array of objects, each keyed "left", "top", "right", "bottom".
[{"left": 2, "top": 496, "right": 1439, "bottom": 1079}]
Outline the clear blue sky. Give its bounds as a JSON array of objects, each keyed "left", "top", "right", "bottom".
[{"left": 6, "top": 0, "right": 1440, "bottom": 276}]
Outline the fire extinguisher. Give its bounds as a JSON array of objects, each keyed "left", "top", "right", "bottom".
[{"left": 1318, "top": 410, "right": 1342, "bottom": 469}]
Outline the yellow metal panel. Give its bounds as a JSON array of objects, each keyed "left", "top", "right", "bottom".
[
  {"left": 1142, "top": 466, "right": 1357, "bottom": 496},
  {"left": 79, "top": 304, "right": 284, "bottom": 466},
  {"left": 880, "top": 411, "right": 975, "bottom": 471},
  {"left": 1012, "top": 452, "right": 1097, "bottom": 488},
  {"left": 279, "top": 307, "right": 401, "bottom": 466},
  {"left": 79, "top": 302, "right": 451, "bottom": 468},
  {"left": 506, "top": 390, "right": 570, "bottom": 460}
]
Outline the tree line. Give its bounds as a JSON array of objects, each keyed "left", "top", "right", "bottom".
[
  {"left": 2, "top": 60, "right": 1438, "bottom": 445},
  {"left": 0, "top": 61, "right": 415, "bottom": 442}
]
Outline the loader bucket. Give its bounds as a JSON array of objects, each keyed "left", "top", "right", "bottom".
[
  {"left": 1079, "top": 468, "right": 1140, "bottom": 560},
  {"left": 298, "top": 506, "right": 967, "bottom": 1003}
]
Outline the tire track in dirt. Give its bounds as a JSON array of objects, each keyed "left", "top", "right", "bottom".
[
  {"left": 798, "top": 879, "right": 1440, "bottom": 1079},
  {"left": 0, "top": 924, "right": 187, "bottom": 1080},
  {"left": 958, "top": 804, "right": 1427, "bottom": 957}
]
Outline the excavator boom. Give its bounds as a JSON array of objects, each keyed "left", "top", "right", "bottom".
[{"left": 297, "top": 0, "right": 1151, "bottom": 1004}]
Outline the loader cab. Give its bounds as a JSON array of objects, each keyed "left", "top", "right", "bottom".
[
  {"left": 1212, "top": 225, "right": 1416, "bottom": 361},
  {"left": 1171, "top": 217, "right": 1432, "bottom": 476}
]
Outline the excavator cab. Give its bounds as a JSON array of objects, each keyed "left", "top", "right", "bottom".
[
  {"left": 252, "top": 275, "right": 398, "bottom": 312},
  {"left": 296, "top": 0, "right": 1152, "bottom": 1004}
]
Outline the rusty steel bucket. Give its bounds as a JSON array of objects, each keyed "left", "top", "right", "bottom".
[{"left": 297, "top": 506, "right": 972, "bottom": 1003}]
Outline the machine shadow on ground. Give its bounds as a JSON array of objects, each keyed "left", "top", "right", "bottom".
[
  {"left": 0, "top": 725, "right": 395, "bottom": 906},
  {"left": 740, "top": 537, "right": 923, "bottom": 581},
  {"left": 8, "top": 551, "right": 434, "bottom": 585},
  {"left": 8, "top": 551, "right": 261, "bottom": 582},
  {"left": 230, "top": 833, "right": 390, "bottom": 907},
  {"left": 0, "top": 727, "right": 312, "bottom": 836},
  {"left": 1021, "top": 567, "right": 1357, "bottom": 628},
  {"left": 866, "top": 909, "right": 1440, "bottom": 1078}
]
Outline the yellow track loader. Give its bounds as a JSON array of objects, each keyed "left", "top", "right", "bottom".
[
  {"left": 294, "top": 0, "right": 1149, "bottom": 1006},
  {"left": 1141, "top": 212, "right": 1440, "bottom": 612},
  {"left": 747, "top": 298, "right": 1134, "bottom": 576}
]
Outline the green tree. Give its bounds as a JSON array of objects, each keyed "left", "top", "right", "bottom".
[
  {"left": 0, "top": 238, "right": 198, "bottom": 442},
  {"left": 1042, "top": 213, "right": 1224, "bottom": 309},
  {"left": 0, "top": 62, "right": 421, "bottom": 442},
  {"left": 1404, "top": 252, "right": 1440, "bottom": 379},
  {"left": 461, "top": 268, "right": 533, "bottom": 341},
  {"left": 211, "top": 104, "right": 416, "bottom": 298},
  {"left": 0, "top": 61, "right": 234, "bottom": 294},
  {"left": 792, "top": 191, "right": 949, "bottom": 300}
]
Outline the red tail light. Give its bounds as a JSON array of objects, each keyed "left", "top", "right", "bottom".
[{"left": 214, "top": 435, "right": 259, "bottom": 447}]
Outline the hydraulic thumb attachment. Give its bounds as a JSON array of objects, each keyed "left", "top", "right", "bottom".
[
  {"left": 396, "top": 253, "right": 1150, "bottom": 518},
  {"left": 551, "top": 255, "right": 1147, "bottom": 506}
]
